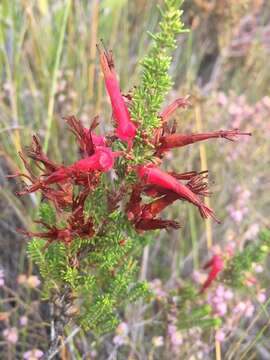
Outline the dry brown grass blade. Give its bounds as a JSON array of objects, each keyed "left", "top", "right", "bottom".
[
  {"left": 195, "top": 100, "right": 222, "bottom": 360},
  {"left": 88, "top": 0, "right": 99, "bottom": 101}
]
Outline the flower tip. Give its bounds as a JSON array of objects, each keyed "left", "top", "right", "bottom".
[
  {"left": 235, "top": 129, "right": 252, "bottom": 137},
  {"left": 98, "top": 42, "right": 114, "bottom": 77},
  {"left": 96, "top": 39, "right": 105, "bottom": 54},
  {"left": 113, "top": 151, "right": 123, "bottom": 158},
  {"left": 115, "top": 120, "right": 137, "bottom": 145},
  {"left": 199, "top": 204, "right": 220, "bottom": 223},
  {"left": 127, "top": 212, "right": 134, "bottom": 220},
  {"left": 136, "top": 165, "right": 148, "bottom": 179},
  {"left": 127, "top": 139, "right": 134, "bottom": 152}
]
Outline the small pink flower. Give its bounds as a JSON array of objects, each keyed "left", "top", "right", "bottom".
[
  {"left": 0, "top": 269, "right": 5, "bottom": 287},
  {"left": 115, "top": 322, "right": 129, "bottom": 336},
  {"left": 17, "top": 274, "right": 27, "bottom": 284},
  {"left": 20, "top": 316, "right": 28, "bottom": 326},
  {"left": 245, "top": 301, "right": 255, "bottom": 318},
  {"left": 245, "top": 223, "right": 259, "bottom": 239},
  {"left": 3, "top": 327, "right": 18, "bottom": 344},
  {"left": 245, "top": 276, "right": 257, "bottom": 287},
  {"left": 217, "top": 93, "right": 228, "bottom": 106},
  {"left": 211, "top": 295, "right": 222, "bottom": 304},
  {"left": 215, "top": 329, "right": 226, "bottom": 342},
  {"left": 253, "top": 264, "right": 263, "bottom": 273},
  {"left": 197, "top": 351, "right": 205, "bottom": 359},
  {"left": 234, "top": 301, "right": 246, "bottom": 313},
  {"left": 257, "top": 291, "right": 267, "bottom": 304},
  {"left": 149, "top": 279, "right": 167, "bottom": 299},
  {"left": 90, "top": 350, "right": 97, "bottom": 358},
  {"left": 262, "top": 96, "right": 270, "bottom": 108},
  {"left": 224, "top": 289, "right": 234, "bottom": 300},
  {"left": 215, "top": 302, "right": 227, "bottom": 316},
  {"left": 225, "top": 242, "right": 236, "bottom": 256},
  {"left": 168, "top": 324, "right": 183, "bottom": 347},
  {"left": 192, "top": 270, "right": 206, "bottom": 284},
  {"left": 229, "top": 208, "right": 244, "bottom": 223},
  {"left": 113, "top": 335, "right": 127, "bottom": 346},
  {"left": 23, "top": 349, "right": 44, "bottom": 359},
  {"left": 113, "top": 322, "right": 129, "bottom": 346},
  {"left": 170, "top": 330, "right": 183, "bottom": 347},
  {"left": 27, "top": 275, "right": 41, "bottom": 288},
  {"left": 152, "top": 336, "right": 164, "bottom": 347},
  {"left": 168, "top": 324, "right": 177, "bottom": 336},
  {"left": 216, "top": 285, "right": 225, "bottom": 298}
]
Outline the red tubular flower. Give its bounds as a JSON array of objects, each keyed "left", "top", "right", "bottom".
[
  {"left": 65, "top": 115, "right": 106, "bottom": 156},
  {"left": 137, "top": 164, "right": 219, "bottom": 222},
  {"left": 70, "top": 146, "right": 121, "bottom": 172},
  {"left": 141, "top": 192, "right": 178, "bottom": 220},
  {"left": 20, "top": 191, "right": 95, "bottom": 247},
  {"left": 105, "top": 184, "right": 126, "bottom": 214},
  {"left": 26, "top": 135, "right": 60, "bottom": 172},
  {"left": 91, "top": 133, "right": 106, "bottom": 147},
  {"left": 159, "top": 129, "right": 251, "bottom": 152},
  {"left": 145, "top": 171, "right": 209, "bottom": 197},
  {"left": 41, "top": 146, "right": 121, "bottom": 187},
  {"left": 160, "top": 97, "right": 190, "bottom": 123},
  {"left": 10, "top": 139, "right": 70, "bottom": 198},
  {"left": 7, "top": 151, "right": 57, "bottom": 196},
  {"left": 42, "top": 167, "right": 72, "bottom": 186},
  {"left": 16, "top": 146, "right": 121, "bottom": 195},
  {"left": 68, "top": 191, "right": 95, "bottom": 238},
  {"left": 19, "top": 223, "right": 73, "bottom": 247},
  {"left": 20, "top": 218, "right": 95, "bottom": 247},
  {"left": 125, "top": 185, "right": 143, "bottom": 220},
  {"left": 98, "top": 45, "right": 137, "bottom": 149},
  {"left": 41, "top": 185, "right": 73, "bottom": 209},
  {"left": 140, "top": 172, "right": 209, "bottom": 219},
  {"left": 135, "top": 218, "right": 181, "bottom": 232},
  {"left": 200, "top": 255, "right": 224, "bottom": 293}
]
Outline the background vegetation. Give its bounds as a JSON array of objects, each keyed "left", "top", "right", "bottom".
[{"left": 0, "top": 0, "right": 270, "bottom": 359}]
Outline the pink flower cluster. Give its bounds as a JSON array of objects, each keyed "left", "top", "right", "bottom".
[
  {"left": 113, "top": 322, "right": 129, "bottom": 346},
  {"left": 17, "top": 274, "right": 41, "bottom": 288},
  {"left": 3, "top": 327, "right": 18, "bottom": 344},
  {"left": 0, "top": 269, "right": 4, "bottom": 287},
  {"left": 23, "top": 349, "right": 44, "bottom": 360},
  {"left": 227, "top": 186, "right": 250, "bottom": 223},
  {"left": 149, "top": 279, "right": 167, "bottom": 300},
  {"left": 208, "top": 285, "right": 234, "bottom": 317}
]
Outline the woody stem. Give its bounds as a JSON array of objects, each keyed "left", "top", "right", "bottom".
[{"left": 42, "top": 286, "right": 71, "bottom": 360}]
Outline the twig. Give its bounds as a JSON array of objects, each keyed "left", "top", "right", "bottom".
[
  {"left": 42, "top": 286, "right": 72, "bottom": 360},
  {"left": 46, "top": 326, "right": 81, "bottom": 360}
]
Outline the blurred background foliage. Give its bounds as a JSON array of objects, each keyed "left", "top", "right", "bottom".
[{"left": 0, "top": 0, "right": 270, "bottom": 359}]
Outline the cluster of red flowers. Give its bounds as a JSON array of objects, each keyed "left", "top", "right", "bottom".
[
  {"left": 125, "top": 120, "right": 250, "bottom": 232},
  {"left": 11, "top": 45, "right": 251, "bottom": 290}
]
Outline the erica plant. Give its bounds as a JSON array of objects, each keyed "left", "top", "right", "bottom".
[{"left": 8, "top": 0, "right": 254, "bottom": 356}]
